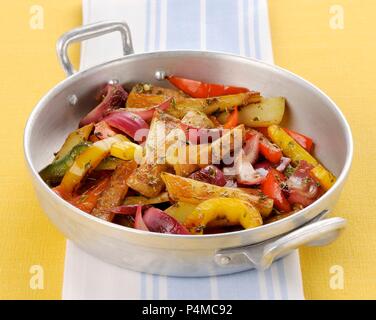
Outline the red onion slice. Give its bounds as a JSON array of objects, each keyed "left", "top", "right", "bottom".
[
  {"left": 243, "top": 132, "right": 260, "bottom": 164},
  {"left": 189, "top": 165, "right": 226, "bottom": 186},
  {"left": 79, "top": 84, "right": 128, "bottom": 127},
  {"left": 134, "top": 205, "right": 149, "bottom": 231},
  {"left": 103, "top": 111, "right": 149, "bottom": 141},
  {"left": 276, "top": 157, "right": 291, "bottom": 172},
  {"left": 143, "top": 207, "right": 189, "bottom": 235}
]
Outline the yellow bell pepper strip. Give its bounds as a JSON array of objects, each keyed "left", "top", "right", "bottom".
[
  {"left": 268, "top": 125, "right": 336, "bottom": 191},
  {"left": 59, "top": 134, "right": 127, "bottom": 194},
  {"left": 311, "top": 164, "right": 337, "bottom": 191},
  {"left": 184, "top": 198, "right": 263, "bottom": 234},
  {"left": 110, "top": 141, "right": 143, "bottom": 161},
  {"left": 40, "top": 142, "right": 90, "bottom": 187},
  {"left": 267, "top": 125, "right": 318, "bottom": 166},
  {"left": 54, "top": 124, "right": 94, "bottom": 162}
]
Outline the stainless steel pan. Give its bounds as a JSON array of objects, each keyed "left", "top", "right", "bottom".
[{"left": 24, "top": 21, "right": 353, "bottom": 276}]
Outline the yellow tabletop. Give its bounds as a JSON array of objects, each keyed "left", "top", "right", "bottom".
[{"left": 0, "top": 0, "right": 375, "bottom": 299}]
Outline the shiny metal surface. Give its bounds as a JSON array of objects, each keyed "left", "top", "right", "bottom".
[
  {"left": 24, "top": 22, "right": 353, "bottom": 276},
  {"left": 215, "top": 217, "right": 346, "bottom": 270},
  {"left": 57, "top": 20, "right": 134, "bottom": 76}
]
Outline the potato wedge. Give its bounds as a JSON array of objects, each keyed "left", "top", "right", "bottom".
[
  {"left": 168, "top": 125, "right": 244, "bottom": 175},
  {"left": 217, "top": 97, "right": 285, "bottom": 127},
  {"left": 127, "top": 90, "right": 261, "bottom": 119},
  {"left": 161, "top": 172, "right": 273, "bottom": 217},
  {"left": 126, "top": 163, "right": 170, "bottom": 198},
  {"left": 127, "top": 111, "right": 182, "bottom": 197},
  {"left": 181, "top": 110, "right": 215, "bottom": 128},
  {"left": 123, "top": 192, "right": 170, "bottom": 206},
  {"left": 171, "top": 92, "right": 261, "bottom": 118}
]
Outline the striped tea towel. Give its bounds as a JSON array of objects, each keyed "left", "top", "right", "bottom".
[{"left": 62, "top": 0, "right": 304, "bottom": 300}]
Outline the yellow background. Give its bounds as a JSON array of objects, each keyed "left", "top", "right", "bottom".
[{"left": 0, "top": 0, "right": 375, "bottom": 299}]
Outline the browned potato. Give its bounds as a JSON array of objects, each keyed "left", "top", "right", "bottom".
[
  {"left": 127, "top": 89, "right": 261, "bottom": 119},
  {"left": 161, "top": 172, "right": 273, "bottom": 217},
  {"left": 168, "top": 125, "right": 244, "bottom": 176},
  {"left": 171, "top": 92, "right": 261, "bottom": 118},
  {"left": 127, "top": 111, "right": 181, "bottom": 197},
  {"left": 126, "top": 163, "right": 170, "bottom": 198},
  {"left": 181, "top": 110, "right": 215, "bottom": 128},
  {"left": 217, "top": 97, "right": 285, "bottom": 127}
]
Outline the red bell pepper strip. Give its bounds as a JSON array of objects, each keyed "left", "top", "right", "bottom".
[
  {"left": 261, "top": 168, "right": 291, "bottom": 213},
  {"left": 223, "top": 106, "right": 239, "bottom": 129},
  {"left": 69, "top": 177, "right": 110, "bottom": 213},
  {"left": 167, "top": 76, "right": 249, "bottom": 98},
  {"left": 283, "top": 128, "right": 314, "bottom": 153},
  {"left": 246, "top": 129, "right": 282, "bottom": 164}
]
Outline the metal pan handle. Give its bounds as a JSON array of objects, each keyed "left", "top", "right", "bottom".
[
  {"left": 215, "top": 217, "right": 346, "bottom": 270},
  {"left": 56, "top": 20, "right": 134, "bottom": 77}
]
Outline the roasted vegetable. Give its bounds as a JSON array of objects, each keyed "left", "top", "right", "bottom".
[
  {"left": 287, "top": 161, "right": 321, "bottom": 207},
  {"left": 93, "top": 121, "right": 118, "bottom": 140},
  {"left": 165, "top": 202, "right": 197, "bottom": 224},
  {"left": 80, "top": 84, "right": 128, "bottom": 127},
  {"left": 123, "top": 192, "right": 169, "bottom": 206},
  {"left": 44, "top": 77, "right": 334, "bottom": 235},
  {"left": 110, "top": 141, "right": 143, "bottom": 162},
  {"left": 171, "top": 92, "right": 261, "bottom": 118},
  {"left": 124, "top": 97, "right": 172, "bottom": 121},
  {"left": 189, "top": 165, "right": 226, "bottom": 186},
  {"left": 167, "top": 75, "right": 250, "bottom": 98},
  {"left": 143, "top": 207, "right": 189, "bottom": 234},
  {"left": 69, "top": 177, "right": 110, "bottom": 213},
  {"left": 246, "top": 129, "right": 282, "bottom": 164},
  {"left": 126, "top": 163, "right": 170, "bottom": 198},
  {"left": 184, "top": 198, "right": 262, "bottom": 234},
  {"left": 311, "top": 164, "right": 336, "bottom": 191},
  {"left": 268, "top": 125, "right": 318, "bottom": 166},
  {"left": 95, "top": 156, "right": 122, "bottom": 171},
  {"left": 161, "top": 172, "right": 273, "bottom": 217},
  {"left": 126, "top": 111, "right": 181, "bottom": 197},
  {"left": 218, "top": 97, "right": 285, "bottom": 127},
  {"left": 268, "top": 125, "right": 335, "bottom": 191},
  {"left": 40, "top": 143, "right": 90, "bottom": 186},
  {"left": 127, "top": 90, "right": 260, "bottom": 119},
  {"left": 92, "top": 161, "right": 137, "bottom": 221},
  {"left": 223, "top": 106, "right": 239, "bottom": 129},
  {"left": 103, "top": 111, "right": 149, "bottom": 142},
  {"left": 59, "top": 135, "right": 127, "bottom": 194},
  {"left": 54, "top": 124, "right": 93, "bottom": 162},
  {"left": 181, "top": 110, "right": 215, "bottom": 129},
  {"left": 261, "top": 168, "right": 291, "bottom": 213},
  {"left": 284, "top": 128, "right": 314, "bottom": 153}
]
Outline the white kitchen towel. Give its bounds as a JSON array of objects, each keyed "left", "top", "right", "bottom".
[{"left": 62, "top": 0, "right": 304, "bottom": 300}]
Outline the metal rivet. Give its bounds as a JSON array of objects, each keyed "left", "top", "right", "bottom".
[
  {"left": 108, "top": 79, "right": 119, "bottom": 85},
  {"left": 155, "top": 70, "right": 167, "bottom": 81},
  {"left": 219, "top": 256, "right": 231, "bottom": 265},
  {"left": 68, "top": 94, "right": 78, "bottom": 106}
]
